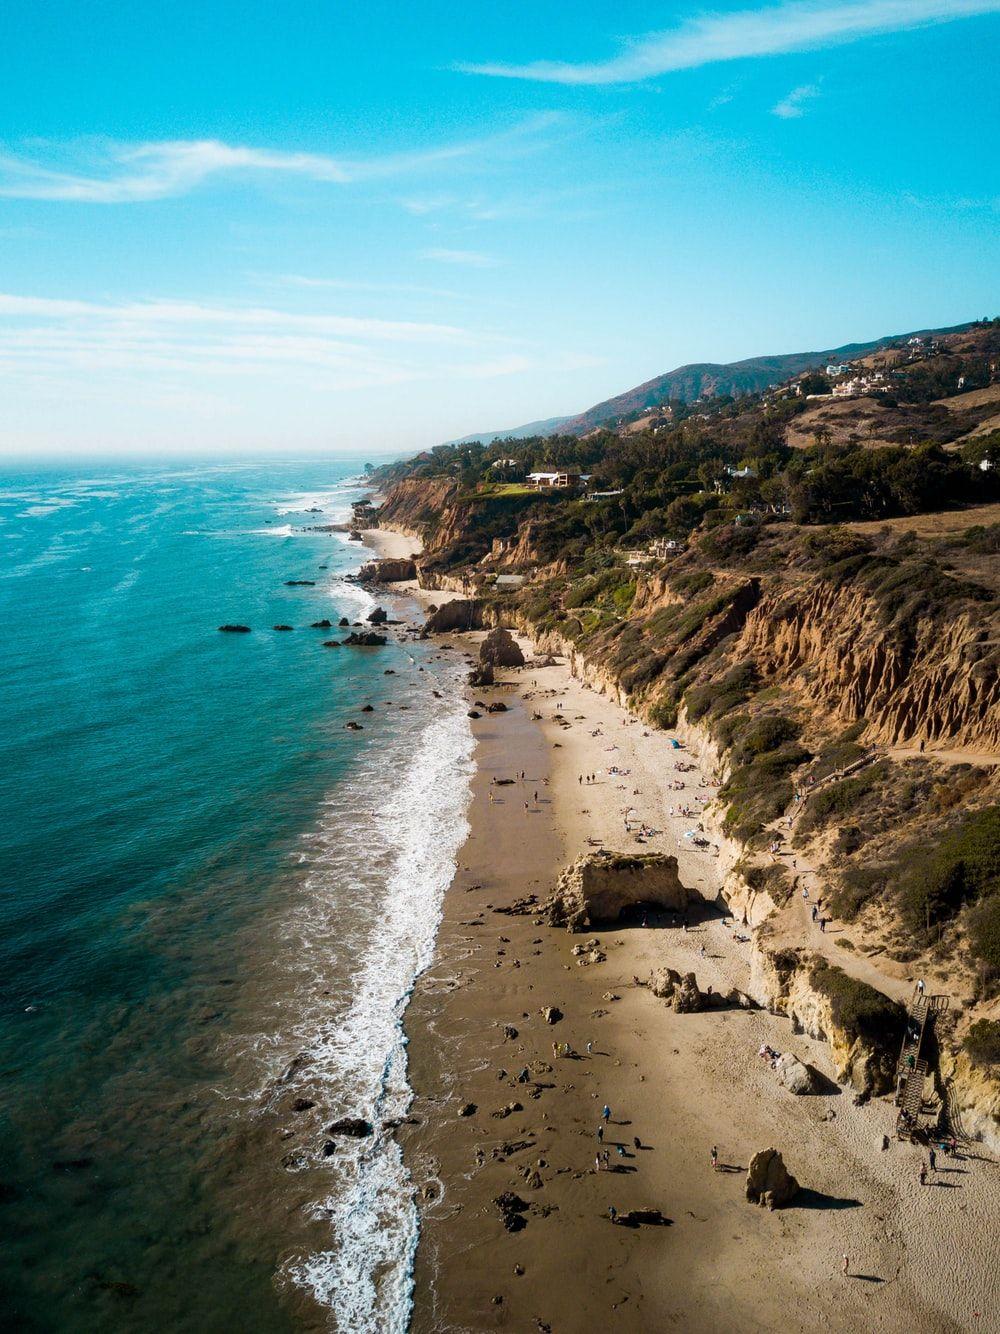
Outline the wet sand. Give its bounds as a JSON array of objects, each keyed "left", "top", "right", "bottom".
[{"left": 399, "top": 640, "right": 999, "bottom": 1333}]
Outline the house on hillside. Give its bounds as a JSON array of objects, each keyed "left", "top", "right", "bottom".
[{"left": 527, "top": 470, "right": 590, "bottom": 489}]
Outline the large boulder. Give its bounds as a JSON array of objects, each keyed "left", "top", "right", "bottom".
[
  {"left": 342, "top": 631, "right": 387, "bottom": 647},
  {"left": 357, "top": 558, "right": 417, "bottom": 583},
  {"left": 674, "top": 973, "right": 704, "bottom": 1014},
  {"left": 542, "top": 852, "right": 693, "bottom": 931},
  {"left": 745, "top": 1148, "right": 798, "bottom": 1209},
  {"left": 469, "top": 662, "right": 494, "bottom": 688},
  {"left": 367, "top": 607, "right": 388, "bottom": 624},
  {"left": 775, "top": 1053, "right": 823, "bottom": 1095},
  {"left": 421, "top": 600, "right": 485, "bottom": 636},
  {"left": 479, "top": 627, "right": 525, "bottom": 670}
]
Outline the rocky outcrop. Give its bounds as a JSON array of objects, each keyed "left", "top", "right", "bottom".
[
  {"left": 748, "top": 943, "right": 903, "bottom": 1095},
  {"left": 775, "top": 1053, "right": 823, "bottom": 1095},
  {"left": 736, "top": 580, "right": 1000, "bottom": 750},
  {"left": 342, "top": 631, "right": 387, "bottom": 647},
  {"left": 367, "top": 607, "right": 388, "bottom": 624},
  {"left": 939, "top": 1047, "right": 1000, "bottom": 1155},
  {"left": 421, "top": 600, "right": 485, "bottom": 636},
  {"left": 543, "top": 852, "right": 692, "bottom": 931},
  {"left": 745, "top": 1148, "right": 798, "bottom": 1209},
  {"left": 357, "top": 557, "right": 417, "bottom": 583},
  {"left": 479, "top": 627, "right": 525, "bottom": 670}
]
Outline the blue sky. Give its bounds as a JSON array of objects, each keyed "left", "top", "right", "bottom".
[{"left": 1, "top": 0, "right": 998, "bottom": 457}]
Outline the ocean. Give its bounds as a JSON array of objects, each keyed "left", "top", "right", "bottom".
[{"left": 0, "top": 459, "right": 474, "bottom": 1332}]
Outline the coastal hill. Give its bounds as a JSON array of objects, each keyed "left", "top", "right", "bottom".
[
  {"left": 450, "top": 319, "right": 981, "bottom": 445},
  {"left": 371, "top": 316, "right": 1000, "bottom": 1151}
]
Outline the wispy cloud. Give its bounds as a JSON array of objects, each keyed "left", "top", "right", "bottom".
[
  {"left": 456, "top": 0, "right": 1000, "bottom": 85},
  {"left": 420, "top": 248, "right": 499, "bottom": 268},
  {"left": 0, "top": 290, "right": 536, "bottom": 396},
  {"left": 0, "top": 113, "right": 567, "bottom": 203},
  {"left": 772, "top": 82, "right": 821, "bottom": 117}
]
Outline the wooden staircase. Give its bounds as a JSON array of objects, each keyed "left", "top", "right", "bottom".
[{"left": 895, "top": 990, "right": 948, "bottom": 1140}]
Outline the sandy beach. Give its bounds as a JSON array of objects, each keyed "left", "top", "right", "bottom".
[{"left": 361, "top": 528, "right": 1000, "bottom": 1333}]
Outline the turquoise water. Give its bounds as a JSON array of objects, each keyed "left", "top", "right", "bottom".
[{"left": 0, "top": 460, "right": 473, "bottom": 1332}]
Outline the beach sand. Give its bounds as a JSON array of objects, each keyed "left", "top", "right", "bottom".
[
  {"left": 356, "top": 525, "right": 998, "bottom": 1332},
  {"left": 398, "top": 644, "right": 998, "bottom": 1333}
]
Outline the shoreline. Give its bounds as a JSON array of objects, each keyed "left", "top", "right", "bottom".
[{"left": 362, "top": 524, "right": 998, "bottom": 1333}]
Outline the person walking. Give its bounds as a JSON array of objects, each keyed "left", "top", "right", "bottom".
[
  {"left": 710, "top": 1145, "right": 718, "bottom": 1171},
  {"left": 586, "top": 1040, "right": 593, "bottom": 1055},
  {"left": 595, "top": 1154, "right": 602, "bottom": 1173},
  {"left": 919, "top": 1162, "right": 928, "bottom": 1186},
  {"left": 608, "top": 1205, "right": 617, "bottom": 1224},
  {"left": 929, "top": 1147, "right": 937, "bottom": 1172},
  {"left": 602, "top": 1104, "right": 611, "bottom": 1123},
  {"left": 842, "top": 1254, "right": 849, "bottom": 1277},
  {"left": 597, "top": 1124, "right": 604, "bottom": 1144},
  {"left": 916, "top": 978, "right": 925, "bottom": 997}
]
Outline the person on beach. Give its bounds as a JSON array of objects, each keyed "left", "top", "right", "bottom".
[
  {"left": 929, "top": 1147, "right": 937, "bottom": 1172},
  {"left": 595, "top": 1154, "right": 602, "bottom": 1172},
  {"left": 602, "top": 1104, "right": 611, "bottom": 1122},
  {"left": 711, "top": 1145, "right": 718, "bottom": 1171},
  {"left": 842, "top": 1254, "right": 850, "bottom": 1277},
  {"left": 586, "top": 1040, "right": 593, "bottom": 1055},
  {"left": 597, "top": 1124, "right": 604, "bottom": 1143},
  {"left": 920, "top": 1162, "right": 928, "bottom": 1186},
  {"left": 608, "top": 1205, "right": 617, "bottom": 1224}
]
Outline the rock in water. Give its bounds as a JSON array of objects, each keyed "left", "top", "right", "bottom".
[
  {"left": 542, "top": 851, "right": 694, "bottom": 931},
  {"left": 479, "top": 627, "right": 525, "bottom": 670},
  {"left": 745, "top": 1148, "right": 799, "bottom": 1209},
  {"left": 342, "top": 631, "right": 387, "bottom": 647},
  {"left": 218, "top": 624, "right": 251, "bottom": 633},
  {"left": 326, "top": 1117, "right": 373, "bottom": 1138},
  {"left": 775, "top": 1054, "right": 822, "bottom": 1095}
]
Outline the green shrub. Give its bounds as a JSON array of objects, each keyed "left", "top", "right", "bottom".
[
  {"left": 963, "top": 1018, "right": 1000, "bottom": 1066},
  {"left": 732, "top": 714, "right": 800, "bottom": 764},
  {"left": 967, "top": 896, "right": 1000, "bottom": 983},
  {"left": 648, "top": 697, "right": 678, "bottom": 729},
  {"left": 808, "top": 960, "right": 905, "bottom": 1046},
  {"left": 898, "top": 806, "right": 1000, "bottom": 933},
  {"left": 829, "top": 866, "right": 888, "bottom": 920},
  {"left": 741, "top": 862, "right": 792, "bottom": 900},
  {"left": 721, "top": 744, "right": 811, "bottom": 841},
  {"left": 669, "top": 569, "right": 714, "bottom": 597},
  {"left": 796, "top": 762, "right": 888, "bottom": 835}
]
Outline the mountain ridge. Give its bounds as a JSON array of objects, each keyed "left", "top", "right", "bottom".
[{"left": 450, "top": 320, "right": 978, "bottom": 445}]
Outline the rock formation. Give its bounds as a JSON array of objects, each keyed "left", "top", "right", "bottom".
[
  {"left": 479, "top": 627, "right": 525, "bottom": 670},
  {"left": 542, "top": 852, "right": 693, "bottom": 931},
  {"left": 775, "top": 1053, "right": 823, "bottom": 1095},
  {"left": 367, "top": 607, "right": 388, "bottom": 624},
  {"left": 745, "top": 1147, "right": 799, "bottom": 1209},
  {"left": 357, "top": 557, "right": 417, "bottom": 583},
  {"left": 342, "top": 631, "right": 387, "bottom": 647},
  {"left": 421, "top": 600, "right": 485, "bottom": 636},
  {"left": 218, "top": 624, "right": 251, "bottom": 633}
]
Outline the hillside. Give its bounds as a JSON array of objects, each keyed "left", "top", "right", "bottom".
[
  {"left": 371, "top": 316, "right": 1000, "bottom": 1150},
  {"left": 454, "top": 320, "right": 979, "bottom": 445}
]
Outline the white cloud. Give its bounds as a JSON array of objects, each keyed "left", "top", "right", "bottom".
[
  {"left": 772, "top": 82, "right": 821, "bottom": 117},
  {"left": 456, "top": 0, "right": 1000, "bottom": 85},
  {"left": 0, "top": 293, "right": 469, "bottom": 342},
  {"left": 0, "top": 113, "right": 568, "bottom": 203},
  {"left": 0, "top": 288, "right": 545, "bottom": 407},
  {"left": 420, "top": 248, "right": 499, "bottom": 268}
]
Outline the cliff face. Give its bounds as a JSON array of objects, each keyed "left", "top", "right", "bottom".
[
  {"left": 748, "top": 943, "right": 903, "bottom": 1096},
  {"left": 376, "top": 478, "right": 460, "bottom": 549},
  {"left": 736, "top": 581, "right": 1000, "bottom": 750}
]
